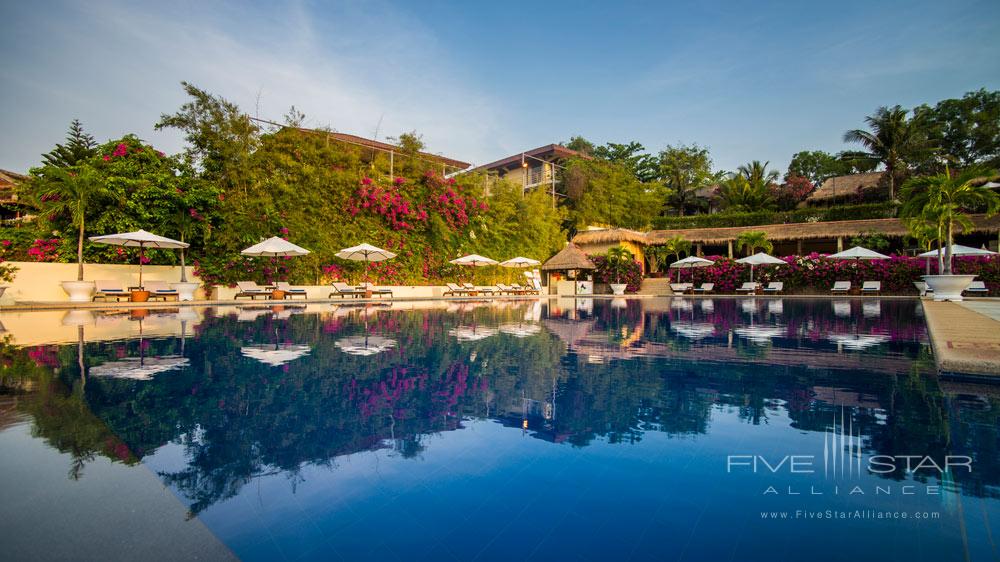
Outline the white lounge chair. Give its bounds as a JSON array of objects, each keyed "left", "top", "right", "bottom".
[
  {"left": 861, "top": 281, "right": 881, "bottom": 295},
  {"left": 443, "top": 283, "right": 473, "bottom": 296},
  {"left": 329, "top": 282, "right": 362, "bottom": 298},
  {"left": 276, "top": 281, "right": 308, "bottom": 299},
  {"left": 360, "top": 282, "right": 393, "bottom": 298},
  {"left": 692, "top": 283, "right": 714, "bottom": 294},
  {"left": 831, "top": 281, "right": 851, "bottom": 294},
  {"left": 736, "top": 282, "right": 759, "bottom": 294},
  {"left": 93, "top": 280, "right": 130, "bottom": 301},
  {"left": 965, "top": 281, "right": 989, "bottom": 295},
  {"left": 144, "top": 280, "right": 179, "bottom": 301},
  {"left": 235, "top": 281, "right": 270, "bottom": 300},
  {"left": 463, "top": 283, "right": 495, "bottom": 296},
  {"left": 669, "top": 283, "right": 692, "bottom": 294},
  {"left": 763, "top": 282, "right": 783, "bottom": 293}
]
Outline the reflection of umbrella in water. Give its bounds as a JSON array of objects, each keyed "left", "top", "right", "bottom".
[
  {"left": 499, "top": 323, "right": 541, "bottom": 338},
  {"left": 335, "top": 335, "right": 396, "bottom": 356},
  {"left": 671, "top": 322, "right": 716, "bottom": 340},
  {"left": 89, "top": 314, "right": 189, "bottom": 380},
  {"left": 828, "top": 333, "right": 890, "bottom": 350},
  {"left": 241, "top": 344, "right": 311, "bottom": 366},
  {"left": 448, "top": 326, "right": 499, "bottom": 342},
  {"left": 734, "top": 325, "right": 785, "bottom": 344}
]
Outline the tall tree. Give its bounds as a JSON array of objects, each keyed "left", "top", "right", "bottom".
[
  {"left": 593, "top": 141, "right": 659, "bottom": 182},
  {"left": 564, "top": 136, "right": 595, "bottom": 156},
  {"left": 842, "top": 105, "right": 934, "bottom": 201},
  {"left": 717, "top": 174, "right": 774, "bottom": 213},
  {"left": 562, "top": 158, "right": 662, "bottom": 231},
  {"left": 42, "top": 119, "right": 97, "bottom": 168},
  {"left": 787, "top": 150, "right": 846, "bottom": 185},
  {"left": 658, "top": 144, "right": 722, "bottom": 216},
  {"left": 916, "top": 89, "right": 1000, "bottom": 168}
]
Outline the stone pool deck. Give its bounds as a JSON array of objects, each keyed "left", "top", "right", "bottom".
[{"left": 922, "top": 298, "right": 1000, "bottom": 377}]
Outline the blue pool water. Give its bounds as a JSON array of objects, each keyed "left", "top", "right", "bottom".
[{"left": 1, "top": 297, "right": 998, "bottom": 561}]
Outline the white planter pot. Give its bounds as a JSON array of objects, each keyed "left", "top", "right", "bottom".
[
  {"left": 171, "top": 282, "right": 200, "bottom": 302},
  {"left": 922, "top": 274, "right": 976, "bottom": 302},
  {"left": 61, "top": 281, "right": 95, "bottom": 302},
  {"left": 609, "top": 283, "right": 627, "bottom": 296}
]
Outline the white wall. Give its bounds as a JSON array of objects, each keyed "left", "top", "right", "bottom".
[{"left": 0, "top": 261, "right": 206, "bottom": 303}]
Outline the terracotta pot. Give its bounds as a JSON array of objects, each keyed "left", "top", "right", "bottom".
[
  {"left": 271, "top": 289, "right": 286, "bottom": 300},
  {"left": 130, "top": 290, "right": 150, "bottom": 302}
]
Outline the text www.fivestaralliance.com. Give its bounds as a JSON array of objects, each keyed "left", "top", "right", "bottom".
[{"left": 761, "top": 510, "right": 941, "bottom": 520}]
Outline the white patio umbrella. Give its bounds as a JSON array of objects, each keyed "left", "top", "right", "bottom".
[
  {"left": 735, "top": 252, "right": 786, "bottom": 282},
  {"left": 89, "top": 229, "right": 188, "bottom": 289},
  {"left": 500, "top": 257, "right": 541, "bottom": 268},
  {"left": 241, "top": 236, "right": 311, "bottom": 257},
  {"left": 669, "top": 256, "right": 714, "bottom": 282},
  {"left": 827, "top": 246, "right": 891, "bottom": 261},
  {"left": 918, "top": 244, "right": 998, "bottom": 275},
  {"left": 336, "top": 243, "right": 397, "bottom": 283},
  {"left": 450, "top": 254, "right": 499, "bottom": 267}
]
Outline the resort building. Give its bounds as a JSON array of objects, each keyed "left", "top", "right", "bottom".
[
  {"left": 803, "top": 172, "right": 884, "bottom": 207},
  {"left": 0, "top": 169, "right": 30, "bottom": 221},
  {"left": 466, "top": 143, "right": 588, "bottom": 199},
  {"left": 573, "top": 214, "right": 1000, "bottom": 264}
]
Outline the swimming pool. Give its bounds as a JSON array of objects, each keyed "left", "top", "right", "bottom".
[{"left": 1, "top": 298, "right": 997, "bottom": 561}]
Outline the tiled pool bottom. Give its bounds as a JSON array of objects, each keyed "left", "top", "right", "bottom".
[{"left": 1, "top": 298, "right": 998, "bottom": 561}]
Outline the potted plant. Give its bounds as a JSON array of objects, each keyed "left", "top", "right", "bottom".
[
  {"left": 902, "top": 167, "right": 1000, "bottom": 301},
  {"left": 34, "top": 165, "right": 113, "bottom": 302},
  {"left": 605, "top": 246, "right": 634, "bottom": 295}
]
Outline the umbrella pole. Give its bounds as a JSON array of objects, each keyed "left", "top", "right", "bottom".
[{"left": 139, "top": 244, "right": 144, "bottom": 289}]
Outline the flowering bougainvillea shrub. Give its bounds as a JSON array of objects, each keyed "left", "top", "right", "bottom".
[{"left": 591, "top": 255, "right": 643, "bottom": 293}]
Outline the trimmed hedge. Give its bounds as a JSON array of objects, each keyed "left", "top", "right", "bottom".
[{"left": 652, "top": 203, "right": 897, "bottom": 230}]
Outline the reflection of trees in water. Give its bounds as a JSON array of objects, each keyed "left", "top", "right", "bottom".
[{"left": 4, "top": 299, "right": 998, "bottom": 514}]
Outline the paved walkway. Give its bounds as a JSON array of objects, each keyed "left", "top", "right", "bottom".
[{"left": 922, "top": 299, "right": 1000, "bottom": 376}]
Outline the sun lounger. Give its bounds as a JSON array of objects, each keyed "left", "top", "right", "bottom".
[
  {"left": 763, "top": 282, "right": 783, "bottom": 293},
  {"left": 360, "top": 282, "right": 393, "bottom": 298},
  {"left": 444, "top": 283, "right": 473, "bottom": 296},
  {"left": 669, "top": 283, "right": 692, "bottom": 294},
  {"left": 830, "top": 281, "right": 851, "bottom": 294},
  {"left": 965, "top": 281, "right": 989, "bottom": 295},
  {"left": 235, "top": 281, "right": 271, "bottom": 300},
  {"left": 511, "top": 283, "right": 538, "bottom": 295},
  {"left": 736, "top": 282, "right": 759, "bottom": 294},
  {"left": 329, "top": 282, "right": 362, "bottom": 298},
  {"left": 93, "top": 280, "right": 130, "bottom": 301},
  {"left": 496, "top": 283, "right": 522, "bottom": 295},
  {"left": 692, "top": 283, "right": 714, "bottom": 294},
  {"left": 276, "top": 282, "right": 308, "bottom": 299},
  {"left": 861, "top": 281, "right": 881, "bottom": 295},
  {"left": 463, "top": 283, "right": 495, "bottom": 296},
  {"left": 144, "top": 280, "right": 179, "bottom": 301}
]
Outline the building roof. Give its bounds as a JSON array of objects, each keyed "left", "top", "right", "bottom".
[
  {"left": 571, "top": 228, "right": 649, "bottom": 246},
  {"left": 648, "top": 214, "right": 1000, "bottom": 244},
  {"left": 0, "top": 169, "right": 27, "bottom": 188},
  {"left": 466, "top": 144, "right": 588, "bottom": 174},
  {"left": 807, "top": 172, "right": 884, "bottom": 203},
  {"left": 542, "top": 243, "right": 597, "bottom": 271}
]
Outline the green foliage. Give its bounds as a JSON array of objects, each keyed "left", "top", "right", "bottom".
[
  {"left": 916, "top": 89, "right": 1000, "bottom": 168},
  {"left": 842, "top": 105, "right": 936, "bottom": 200},
  {"left": 787, "top": 150, "right": 874, "bottom": 185},
  {"left": 900, "top": 166, "right": 1000, "bottom": 274},
  {"left": 658, "top": 144, "right": 722, "bottom": 216},
  {"left": 564, "top": 135, "right": 595, "bottom": 156},
  {"left": 593, "top": 247, "right": 642, "bottom": 290},
  {"left": 849, "top": 230, "right": 891, "bottom": 251},
  {"left": 562, "top": 157, "right": 663, "bottom": 231},
  {"left": 592, "top": 141, "right": 659, "bottom": 182},
  {"left": 736, "top": 230, "right": 772, "bottom": 256},
  {"left": 717, "top": 175, "right": 773, "bottom": 212},
  {"left": 41, "top": 119, "right": 98, "bottom": 168},
  {"left": 651, "top": 202, "right": 897, "bottom": 229}
]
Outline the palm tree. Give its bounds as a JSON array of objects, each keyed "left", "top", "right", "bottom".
[
  {"left": 35, "top": 165, "right": 114, "bottom": 281},
  {"left": 900, "top": 167, "right": 1000, "bottom": 274},
  {"left": 605, "top": 246, "right": 635, "bottom": 284},
  {"left": 736, "top": 230, "right": 772, "bottom": 257},
  {"left": 843, "top": 105, "right": 934, "bottom": 201},
  {"left": 738, "top": 160, "right": 780, "bottom": 187},
  {"left": 717, "top": 175, "right": 774, "bottom": 212},
  {"left": 656, "top": 236, "right": 691, "bottom": 281}
]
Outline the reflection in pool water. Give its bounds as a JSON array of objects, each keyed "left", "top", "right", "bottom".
[{"left": 1, "top": 298, "right": 998, "bottom": 561}]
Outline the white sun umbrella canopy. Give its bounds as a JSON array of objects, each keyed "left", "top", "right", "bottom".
[
  {"left": 336, "top": 243, "right": 397, "bottom": 283},
  {"left": 450, "top": 254, "right": 499, "bottom": 267},
  {"left": 827, "top": 246, "right": 891, "bottom": 260},
  {"left": 669, "top": 256, "right": 714, "bottom": 282},
  {"left": 241, "top": 236, "right": 311, "bottom": 257},
  {"left": 735, "top": 252, "right": 786, "bottom": 282},
  {"left": 917, "top": 244, "right": 997, "bottom": 258},
  {"left": 89, "top": 229, "right": 189, "bottom": 288},
  {"left": 500, "top": 257, "right": 540, "bottom": 268}
]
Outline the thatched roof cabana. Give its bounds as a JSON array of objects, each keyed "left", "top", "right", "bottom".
[
  {"left": 806, "top": 172, "right": 883, "bottom": 204},
  {"left": 542, "top": 243, "right": 597, "bottom": 271},
  {"left": 571, "top": 228, "right": 649, "bottom": 246}
]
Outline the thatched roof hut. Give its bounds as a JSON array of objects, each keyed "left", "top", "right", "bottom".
[
  {"left": 542, "top": 243, "right": 597, "bottom": 271},
  {"left": 806, "top": 172, "right": 883, "bottom": 204},
  {"left": 571, "top": 228, "right": 649, "bottom": 246}
]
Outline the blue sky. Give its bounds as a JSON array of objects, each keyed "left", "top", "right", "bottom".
[{"left": 2, "top": 0, "right": 998, "bottom": 174}]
